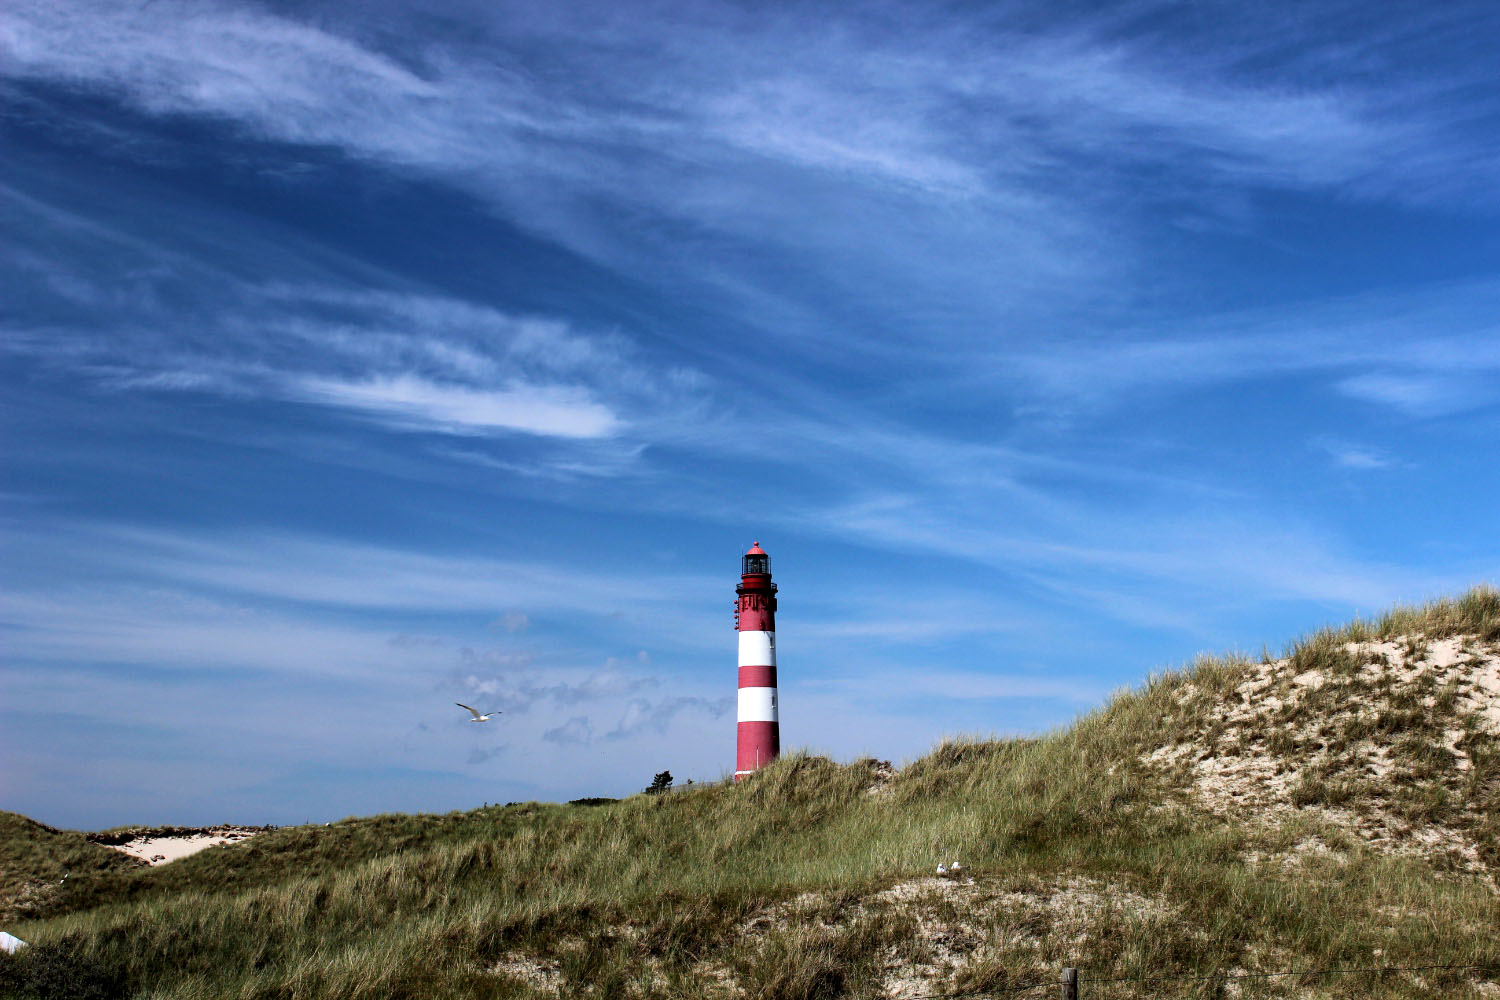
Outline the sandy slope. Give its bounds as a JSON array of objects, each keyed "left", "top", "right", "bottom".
[
  {"left": 104, "top": 828, "right": 262, "bottom": 865},
  {"left": 1144, "top": 633, "right": 1500, "bottom": 873}
]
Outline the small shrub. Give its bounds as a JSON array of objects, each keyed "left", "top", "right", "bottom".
[
  {"left": 1393, "top": 734, "right": 1456, "bottom": 777},
  {"left": 1291, "top": 772, "right": 1365, "bottom": 808},
  {"left": 1266, "top": 729, "right": 1297, "bottom": 757}
]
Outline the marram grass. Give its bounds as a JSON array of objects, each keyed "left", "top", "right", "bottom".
[{"left": 2, "top": 587, "right": 1497, "bottom": 999}]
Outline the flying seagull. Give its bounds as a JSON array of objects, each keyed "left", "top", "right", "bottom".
[{"left": 456, "top": 703, "right": 502, "bottom": 722}]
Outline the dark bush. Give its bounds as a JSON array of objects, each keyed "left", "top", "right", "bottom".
[{"left": 0, "top": 939, "right": 128, "bottom": 1000}]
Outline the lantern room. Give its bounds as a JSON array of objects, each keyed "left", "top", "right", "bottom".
[{"left": 741, "top": 540, "right": 772, "bottom": 577}]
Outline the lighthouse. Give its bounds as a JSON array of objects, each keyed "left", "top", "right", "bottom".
[{"left": 735, "top": 541, "right": 780, "bottom": 779}]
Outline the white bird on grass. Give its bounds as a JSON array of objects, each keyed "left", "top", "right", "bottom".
[
  {"left": 936, "top": 864, "right": 948, "bottom": 876},
  {"left": 456, "top": 703, "right": 502, "bottom": 722},
  {"left": 950, "top": 860, "right": 963, "bottom": 873}
]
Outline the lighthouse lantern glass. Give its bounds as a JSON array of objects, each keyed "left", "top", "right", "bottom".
[{"left": 742, "top": 552, "right": 771, "bottom": 576}]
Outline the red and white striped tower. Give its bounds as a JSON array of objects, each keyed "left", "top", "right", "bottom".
[{"left": 734, "top": 541, "right": 779, "bottom": 780}]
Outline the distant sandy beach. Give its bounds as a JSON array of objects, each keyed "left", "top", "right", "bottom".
[{"left": 101, "top": 827, "right": 264, "bottom": 865}]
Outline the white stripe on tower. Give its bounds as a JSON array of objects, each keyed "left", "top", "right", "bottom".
[
  {"left": 737, "top": 686, "right": 777, "bottom": 722},
  {"left": 738, "top": 630, "right": 775, "bottom": 669}
]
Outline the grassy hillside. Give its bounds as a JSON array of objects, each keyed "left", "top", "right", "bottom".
[
  {"left": 2, "top": 588, "right": 1498, "bottom": 1000},
  {"left": 0, "top": 814, "right": 145, "bottom": 926}
]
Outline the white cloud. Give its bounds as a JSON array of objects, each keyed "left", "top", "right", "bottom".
[
  {"left": 1, "top": 271, "right": 694, "bottom": 448},
  {"left": 607, "top": 696, "right": 732, "bottom": 741},
  {"left": 6, "top": 0, "right": 1496, "bottom": 325},
  {"left": 1000, "top": 281, "right": 1500, "bottom": 418},
  {"left": 809, "top": 489, "right": 1472, "bottom": 612},
  {"left": 1312, "top": 437, "right": 1395, "bottom": 470},
  {"left": 289, "top": 373, "right": 620, "bottom": 438},
  {"left": 1335, "top": 372, "right": 1492, "bottom": 418},
  {"left": 467, "top": 743, "right": 509, "bottom": 765},
  {"left": 543, "top": 716, "right": 593, "bottom": 745},
  {"left": 491, "top": 612, "right": 530, "bottom": 633},
  {"left": 802, "top": 670, "right": 1102, "bottom": 704},
  {"left": 1, "top": 519, "right": 718, "bottom": 623}
]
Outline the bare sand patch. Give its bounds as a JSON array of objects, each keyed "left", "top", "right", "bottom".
[
  {"left": 105, "top": 827, "right": 262, "bottom": 865},
  {"left": 1141, "top": 634, "right": 1500, "bottom": 874},
  {"left": 863, "top": 759, "right": 897, "bottom": 797},
  {"left": 870, "top": 874, "right": 1174, "bottom": 997},
  {"left": 490, "top": 954, "right": 562, "bottom": 993}
]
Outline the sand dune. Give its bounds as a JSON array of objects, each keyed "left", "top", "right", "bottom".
[{"left": 104, "top": 827, "right": 263, "bottom": 865}]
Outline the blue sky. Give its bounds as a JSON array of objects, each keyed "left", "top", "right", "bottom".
[{"left": 3, "top": 0, "right": 1498, "bottom": 829}]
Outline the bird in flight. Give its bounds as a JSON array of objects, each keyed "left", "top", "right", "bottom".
[{"left": 456, "top": 703, "right": 502, "bottom": 722}]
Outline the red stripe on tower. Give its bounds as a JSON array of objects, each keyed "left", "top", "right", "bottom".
[{"left": 734, "top": 541, "right": 779, "bottom": 779}]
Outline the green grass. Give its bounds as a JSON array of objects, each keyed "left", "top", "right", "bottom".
[
  {"left": 2, "top": 587, "right": 1498, "bottom": 999},
  {"left": 0, "top": 814, "right": 144, "bottom": 925}
]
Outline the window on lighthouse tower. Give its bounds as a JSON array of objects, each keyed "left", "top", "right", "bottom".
[{"left": 742, "top": 552, "right": 770, "bottom": 575}]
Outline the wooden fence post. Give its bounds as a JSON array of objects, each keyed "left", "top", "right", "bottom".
[{"left": 1061, "top": 966, "right": 1078, "bottom": 1000}]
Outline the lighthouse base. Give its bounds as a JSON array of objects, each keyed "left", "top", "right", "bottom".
[{"left": 735, "top": 720, "right": 779, "bottom": 779}]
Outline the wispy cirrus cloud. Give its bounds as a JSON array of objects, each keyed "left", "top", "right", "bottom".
[
  {"left": 607, "top": 696, "right": 734, "bottom": 741},
  {"left": 803, "top": 669, "right": 1102, "bottom": 705},
  {"left": 290, "top": 374, "right": 619, "bottom": 438},
  {"left": 0, "top": 174, "right": 706, "bottom": 449},
  {"left": 1, "top": 267, "right": 699, "bottom": 445},
  {"left": 1312, "top": 437, "right": 1396, "bottom": 470},
  {"left": 459, "top": 657, "right": 663, "bottom": 716},
  {"left": 542, "top": 717, "right": 593, "bottom": 746},
  {"left": 7, "top": 1, "right": 1498, "bottom": 463},
  {"left": 998, "top": 280, "right": 1500, "bottom": 419},
  {"left": 9, "top": 0, "right": 1492, "bottom": 205},
  {"left": 6, "top": 0, "right": 1498, "bottom": 328},
  {"left": 810, "top": 489, "right": 1476, "bottom": 613},
  {"left": 1334, "top": 372, "right": 1494, "bottom": 419},
  {"left": 0, "top": 518, "right": 719, "bottom": 625}
]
